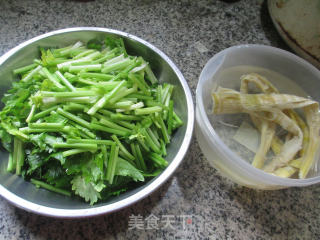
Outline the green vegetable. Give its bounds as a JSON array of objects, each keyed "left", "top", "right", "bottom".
[{"left": 0, "top": 37, "right": 183, "bottom": 205}]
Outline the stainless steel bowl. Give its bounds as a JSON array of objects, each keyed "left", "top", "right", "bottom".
[{"left": 0, "top": 27, "right": 194, "bottom": 218}]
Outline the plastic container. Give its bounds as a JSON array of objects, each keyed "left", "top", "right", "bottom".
[{"left": 195, "top": 44, "right": 320, "bottom": 189}]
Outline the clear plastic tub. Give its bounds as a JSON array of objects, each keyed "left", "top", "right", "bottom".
[{"left": 195, "top": 44, "right": 320, "bottom": 189}]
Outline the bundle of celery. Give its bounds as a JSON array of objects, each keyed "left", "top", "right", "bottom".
[
  {"left": 0, "top": 37, "right": 183, "bottom": 205},
  {"left": 212, "top": 73, "right": 320, "bottom": 179}
]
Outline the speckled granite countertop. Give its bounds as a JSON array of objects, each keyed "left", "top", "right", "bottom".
[{"left": 0, "top": 0, "right": 319, "bottom": 239}]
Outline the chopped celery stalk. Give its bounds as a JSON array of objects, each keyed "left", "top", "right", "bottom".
[
  {"left": 104, "top": 54, "right": 125, "bottom": 66},
  {"left": 41, "top": 96, "right": 97, "bottom": 105},
  {"left": 68, "top": 122, "right": 96, "bottom": 139},
  {"left": 57, "top": 58, "right": 89, "bottom": 69},
  {"left": 31, "top": 179, "right": 71, "bottom": 197},
  {"left": 145, "top": 63, "right": 158, "bottom": 84},
  {"left": 117, "top": 120, "right": 136, "bottom": 129},
  {"left": 128, "top": 73, "right": 150, "bottom": 96},
  {"left": 53, "top": 143, "right": 98, "bottom": 151},
  {"left": 135, "top": 143, "right": 147, "bottom": 171},
  {"left": 92, "top": 51, "right": 117, "bottom": 64},
  {"left": 99, "top": 117, "right": 131, "bottom": 132},
  {"left": 147, "top": 128, "right": 160, "bottom": 148},
  {"left": 55, "top": 71, "right": 76, "bottom": 91},
  {"left": 26, "top": 104, "right": 36, "bottom": 123},
  {"left": 157, "top": 115, "right": 170, "bottom": 144},
  {"left": 6, "top": 152, "right": 14, "bottom": 172},
  {"left": 87, "top": 80, "right": 126, "bottom": 115},
  {"left": 106, "top": 145, "right": 119, "bottom": 184},
  {"left": 90, "top": 123, "right": 130, "bottom": 136},
  {"left": 13, "top": 63, "right": 38, "bottom": 75},
  {"left": 141, "top": 128, "right": 161, "bottom": 154},
  {"left": 149, "top": 153, "right": 168, "bottom": 167},
  {"left": 73, "top": 49, "right": 95, "bottom": 59},
  {"left": 127, "top": 93, "right": 153, "bottom": 100},
  {"left": 62, "top": 149, "right": 90, "bottom": 157},
  {"left": 32, "top": 105, "right": 60, "bottom": 121},
  {"left": 67, "top": 139, "right": 114, "bottom": 145},
  {"left": 102, "top": 58, "right": 133, "bottom": 73},
  {"left": 42, "top": 67, "right": 65, "bottom": 89},
  {"left": 160, "top": 139, "right": 167, "bottom": 156},
  {"left": 15, "top": 138, "right": 24, "bottom": 175},
  {"left": 29, "top": 122, "right": 65, "bottom": 129},
  {"left": 167, "top": 100, "right": 174, "bottom": 135},
  {"left": 20, "top": 126, "right": 70, "bottom": 133},
  {"left": 57, "top": 108, "right": 92, "bottom": 129},
  {"left": 41, "top": 90, "right": 97, "bottom": 97},
  {"left": 78, "top": 72, "right": 114, "bottom": 80},
  {"left": 109, "top": 87, "right": 136, "bottom": 104},
  {"left": 21, "top": 65, "right": 42, "bottom": 82},
  {"left": 63, "top": 103, "right": 87, "bottom": 111},
  {"left": 69, "top": 64, "right": 102, "bottom": 73},
  {"left": 110, "top": 113, "right": 142, "bottom": 121},
  {"left": 111, "top": 135, "right": 135, "bottom": 161},
  {"left": 130, "top": 143, "right": 141, "bottom": 169},
  {"left": 135, "top": 106, "right": 162, "bottom": 115},
  {"left": 10, "top": 138, "right": 18, "bottom": 172}
]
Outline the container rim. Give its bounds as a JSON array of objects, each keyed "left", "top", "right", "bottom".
[
  {"left": 0, "top": 27, "right": 195, "bottom": 218},
  {"left": 196, "top": 44, "right": 320, "bottom": 186}
]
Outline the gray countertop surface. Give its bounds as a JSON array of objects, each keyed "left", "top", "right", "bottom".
[{"left": 0, "top": 0, "right": 319, "bottom": 239}]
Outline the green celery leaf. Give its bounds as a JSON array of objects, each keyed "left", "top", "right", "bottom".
[
  {"left": 115, "top": 158, "right": 144, "bottom": 182},
  {"left": 71, "top": 175, "right": 101, "bottom": 205},
  {"left": 64, "top": 153, "right": 103, "bottom": 182},
  {"left": 50, "top": 152, "right": 66, "bottom": 165},
  {"left": 0, "top": 127, "right": 12, "bottom": 151},
  {"left": 105, "top": 36, "right": 127, "bottom": 56},
  {"left": 87, "top": 39, "right": 102, "bottom": 51},
  {"left": 43, "top": 161, "right": 71, "bottom": 188},
  {"left": 29, "top": 133, "right": 46, "bottom": 150},
  {"left": 94, "top": 150, "right": 104, "bottom": 172},
  {"left": 44, "top": 112, "right": 68, "bottom": 123},
  {"left": 25, "top": 148, "right": 45, "bottom": 175},
  {"left": 142, "top": 168, "right": 163, "bottom": 177},
  {"left": 86, "top": 157, "right": 103, "bottom": 182},
  {"left": 92, "top": 181, "right": 106, "bottom": 192},
  {"left": 29, "top": 133, "right": 63, "bottom": 153}
]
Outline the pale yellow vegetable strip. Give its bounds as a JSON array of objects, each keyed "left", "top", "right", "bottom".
[
  {"left": 299, "top": 104, "right": 320, "bottom": 178},
  {"left": 240, "top": 74, "right": 278, "bottom": 169},
  {"left": 240, "top": 73, "right": 279, "bottom": 94},
  {"left": 250, "top": 118, "right": 276, "bottom": 168},
  {"left": 240, "top": 74, "right": 285, "bottom": 157},
  {"left": 273, "top": 158, "right": 303, "bottom": 178},
  {"left": 289, "top": 157, "right": 302, "bottom": 168},
  {"left": 212, "top": 89, "right": 306, "bottom": 138},
  {"left": 212, "top": 90, "right": 305, "bottom": 171},
  {"left": 212, "top": 90, "right": 317, "bottom": 114},
  {"left": 287, "top": 110, "right": 309, "bottom": 156},
  {"left": 275, "top": 108, "right": 307, "bottom": 178},
  {"left": 259, "top": 109, "right": 303, "bottom": 172},
  {"left": 271, "top": 137, "right": 283, "bottom": 155},
  {"left": 273, "top": 166, "right": 297, "bottom": 178},
  {"left": 284, "top": 132, "right": 292, "bottom": 142},
  {"left": 212, "top": 76, "right": 320, "bottom": 178},
  {"left": 269, "top": 129, "right": 296, "bottom": 177}
]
